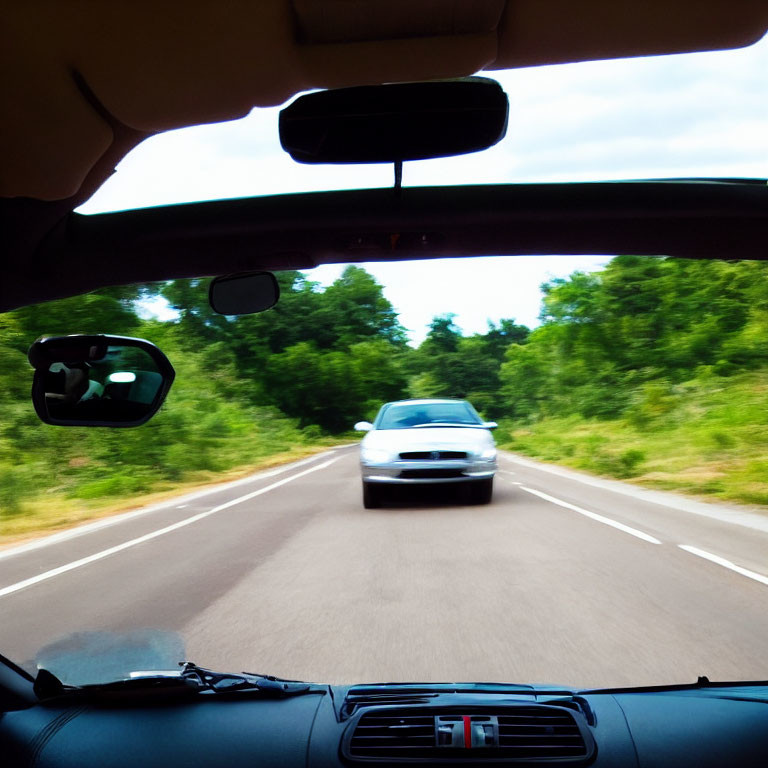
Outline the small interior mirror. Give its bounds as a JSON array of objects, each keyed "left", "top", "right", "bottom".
[
  {"left": 354, "top": 421, "right": 374, "bottom": 432},
  {"left": 28, "top": 335, "right": 175, "bottom": 427},
  {"left": 279, "top": 77, "right": 509, "bottom": 164},
  {"left": 209, "top": 271, "right": 280, "bottom": 315}
]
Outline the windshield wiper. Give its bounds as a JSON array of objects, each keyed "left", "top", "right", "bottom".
[
  {"left": 179, "top": 662, "right": 317, "bottom": 696},
  {"left": 33, "top": 662, "right": 322, "bottom": 702}
]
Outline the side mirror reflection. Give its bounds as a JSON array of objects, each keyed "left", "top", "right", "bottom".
[{"left": 28, "top": 335, "right": 175, "bottom": 427}]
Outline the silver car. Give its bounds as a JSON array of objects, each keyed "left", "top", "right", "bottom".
[{"left": 354, "top": 399, "right": 498, "bottom": 508}]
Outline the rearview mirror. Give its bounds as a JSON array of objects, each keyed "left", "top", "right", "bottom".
[
  {"left": 28, "top": 335, "right": 175, "bottom": 427},
  {"left": 209, "top": 271, "right": 280, "bottom": 316},
  {"left": 279, "top": 77, "right": 509, "bottom": 164},
  {"left": 354, "top": 421, "right": 373, "bottom": 432}
]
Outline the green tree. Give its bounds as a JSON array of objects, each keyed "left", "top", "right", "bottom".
[
  {"left": 410, "top": 315, "right": 529, "bottom": 416},
  {"left": 265, "top": 342, "right": 361, "bottom": 431}
]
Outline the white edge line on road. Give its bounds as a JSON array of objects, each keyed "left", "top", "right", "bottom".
[
  {"left": 500, "top": 452, "right": 768, "bottom": 536},
  {"left": 0, "top": 449, "right": 344, "bottom": 562},
  {"left": 0, "top": 456, "right": 341, "bottom": 600},
  {"left": 521, "top": 486, "right": 662, "bottom": 545},
  {"left": 678, "top": 545, "right": 768, "bottom": 587}
]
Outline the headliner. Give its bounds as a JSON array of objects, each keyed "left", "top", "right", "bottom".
[{"left": 2, "top": 2, "right": 767, "bottom": 309}]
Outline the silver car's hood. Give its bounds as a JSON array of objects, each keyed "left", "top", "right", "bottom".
[{"left": 362, "top": 427, "right": 495, "bottom": 452}]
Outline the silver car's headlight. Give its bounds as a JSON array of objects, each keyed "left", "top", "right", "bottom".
[
  {"left": 479, "top": 447, "right": 497, "bottom": 461},
  {"left": 361, "top": 447, "right": 391, "bottom": 464}
]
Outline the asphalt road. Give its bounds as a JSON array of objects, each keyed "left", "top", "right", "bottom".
[{"left": 2, "top": 446, "right": 768, "bottom": 688}]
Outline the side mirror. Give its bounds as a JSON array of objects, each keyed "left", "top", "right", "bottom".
[
  {"left": 354, "top": 421, "right": 374, "bottom": 432},
  {"left": 483, "top": 421, "right": 498, "bottom": 430},
  {"left": 28, "top": 335, "right": 175, "bottom": 427},
  {"left": 209, "top": 271, "right": 279, "bottom": 315}
]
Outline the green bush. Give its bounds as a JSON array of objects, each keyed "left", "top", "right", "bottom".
[
  {"left": 709, "top": 430, "right": 735, "bottom": 449},
  {"left": 619, "top": 449, "right": 646, "bottom": 476},
  {"left": 714, "top": 359, "right": 738, "bottom": 377},
  {"left": 301, "top": 425, "right": 323, "bottom": 442},
  {"left": 0, "top": 465, "right": 30, "bottom": 515},
  {"left": 74, "top": 474, "right": 142, "bottom": 500}
]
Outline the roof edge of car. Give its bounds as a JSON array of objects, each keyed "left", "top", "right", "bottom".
[{"left": 3, "top": 179, "right": 767, "bottom": 311}]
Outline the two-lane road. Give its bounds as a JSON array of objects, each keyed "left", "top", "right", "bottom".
[{"left": 2, "top": 447, "right": 768, "bottom": 688}]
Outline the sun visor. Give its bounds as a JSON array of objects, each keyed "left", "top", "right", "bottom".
[
  {"left": 492, "top": 0, "right": 768, "bottom": 68},
  {"left": 293, "top": 0, "right": 505, "bottom": 43},
  {"left": 1, "top": 3, "right": 496, "bottom": 202},
  {"left": 2, "top": 0, "right": 767, "bottom": 202}
]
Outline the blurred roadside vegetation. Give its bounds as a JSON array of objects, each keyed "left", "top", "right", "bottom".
[
  {"left": 492, "top": 256, "right": 768, "bottom": 506},
  {"left": 503, "top": 371, "right": 768, "bottom": 504},
  {"left": 2, "top": 256, "right": 768, "bottom": 539}
]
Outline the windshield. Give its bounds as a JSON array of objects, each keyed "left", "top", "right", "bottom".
[
  {"left": 2, "top": 37, "right": 768, "bottom": 690},
  {"left": 376, "top": 401, "right": 483, "bottom": 429}
]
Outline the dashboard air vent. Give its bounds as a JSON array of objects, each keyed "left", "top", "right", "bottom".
[
  {"left": 496, "top": 709, "right": 588, "bottom": 759},
  {"left": 343, "top": 706, "right": 594, "bottom": 763},
  {"left": 347, "top": 711, "right": 435, "bottom": 759}
]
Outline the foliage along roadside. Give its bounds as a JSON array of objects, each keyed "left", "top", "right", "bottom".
[
  {"left": 497, "top": 369, "right": 768, "bottom": 506},
  {"left": 0, "top": 442, "right": 350, "bottom": 547},
  {"left": 2, "top": 256, "right": 768, "bottom": 530},
  {"left": 493, "top": 256, "right": 768, "bottom": 506}
]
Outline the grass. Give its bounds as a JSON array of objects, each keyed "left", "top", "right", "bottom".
[
  {"left": 0, "top": 440, "right": 351, "bottom": 549},
  {"left": 497, "top": 371, "right": 768, "bottom": 508}
]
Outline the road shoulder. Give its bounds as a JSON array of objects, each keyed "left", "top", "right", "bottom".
[{"left": 500, "top": 451, "right": 768, "bottom": 535}]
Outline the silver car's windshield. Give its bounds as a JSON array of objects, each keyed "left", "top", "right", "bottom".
[{"left": 376, "top": 401, "right": 482, "bottom": 430}]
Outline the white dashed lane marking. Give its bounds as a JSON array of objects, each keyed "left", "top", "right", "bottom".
[
  {"left": 678, "top": 545, "right": 768, "bottom": 588},
  {"left": 508, "top": 479, "right": 768, "bottom": 589},
  {"left": 520, "top": 486, "right": 662, "bottom": 545}
]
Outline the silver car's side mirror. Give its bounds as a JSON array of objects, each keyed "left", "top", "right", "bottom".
[
  {"left": 483, "top": 421, "right": 498, "bottom": 430},
  {"left": 354, "top": 421, "right": 373, "bottom": 432}
]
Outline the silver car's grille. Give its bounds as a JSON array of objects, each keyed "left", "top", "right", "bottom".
[
  {"left": 399, "top": 451, "right": 468, "bottom": 460},
  {"left": 399, "top": 469, "right": 465, "bottom": 479}
]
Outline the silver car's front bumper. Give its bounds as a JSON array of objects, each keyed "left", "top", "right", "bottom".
[{"left": 361, "top": 459, "right": 496, "bottom": 484}]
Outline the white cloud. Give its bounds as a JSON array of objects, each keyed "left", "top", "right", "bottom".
[{"left": 307, "top": 256, "right": 612, "bottom": 346}]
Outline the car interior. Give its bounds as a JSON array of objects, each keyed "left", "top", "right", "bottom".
[{"left": 2, "top": 3, "right": 768, "bottom": 766}]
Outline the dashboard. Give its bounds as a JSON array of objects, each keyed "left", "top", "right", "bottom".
[{"left": 2, "top": 682, "right": 768, "bottom": 767}]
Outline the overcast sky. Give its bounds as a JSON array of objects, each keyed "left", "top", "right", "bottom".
[{"left": 79, "top": 35, "right": 768, "bottom": 344}]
